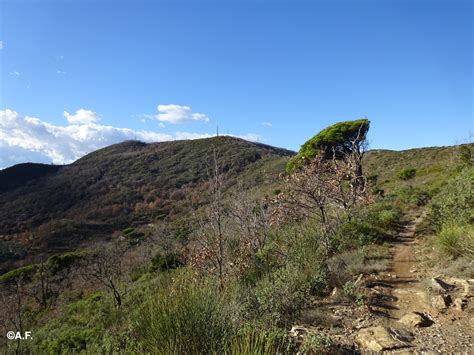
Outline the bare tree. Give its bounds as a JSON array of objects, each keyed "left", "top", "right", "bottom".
[
  {"left": 0, "top": 276, "right": 28, "bottom": 354},
  {"left": 229, "top": 186, "right": 271, "bottom": 254},
  {"left": 188, "top": 148, "right": 230, "bottom": 289},
  {"left": 79, "top": 241, "right": 129, "bottom": 307},
  {"left": 272, "top": 149, "right": 372, "bottom": 255}
]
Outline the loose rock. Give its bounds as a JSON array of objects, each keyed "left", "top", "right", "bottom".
[
  {"left": 356, "top": 326, "right": 413, "bottom": 352},
  {"left": 431, "top": 294, "right": 452, "bottom": 310},
  {"left": 430, "top": 278, "right": 454, "bottom": 294},
  {"left": 453, "top": 298, "right": 467, "bottom": 311},
  {"left": 399, "top": 312, "right": 432, "bottom": 327}
]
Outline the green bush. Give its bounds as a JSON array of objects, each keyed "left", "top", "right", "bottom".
[
  {"left": 331, "top": 202, "right": 399, "bottom": 251},
  {"left": 27, "top": 291, "right": 117, "bottom": 354},
  {"left": 342, "top": 281, "right": 366, "bottom": 306},
  {"left": 333, "top": 220, "right": 391, "bottom": 250},
  {"left": 457, "top": 145, "right": 472, "bottom": 168},
  {"left": 429, "top": 168, "right": 474, "bottom": 229},
  {"left": 397, "top": 167, "right": 416, "bottom": 180},
  {"left": 227, "top": 324, "right": 293, "bottom": 354},
  {"left": 300, "top": 333, "right": 333, "bottom": 354},
  {"left": 378, "top": 210, "right": 398, "bottom": 228},
  {"left": 0, "top": 264, "right": 38, "bottom": 283},
  {"left": 131, "top": 271, "right": 236, "bottom": 354},
  {"left": 150, "top": 252, "right": 184, "bottom": 272},
  {"left": 392, "top": 186, "right": 431, "bottom": 206},
  {"left": 47, "top": 252, "right": 83, "bottom": 275},
  {"left": 254, "top": 265, "right": 308, "bottom": 324},
  {"left": 254, "top": 262, "right": 329, "bottom": 325},
  {"left": 437, "top": 224, "right": 474, "bottom": 258}
]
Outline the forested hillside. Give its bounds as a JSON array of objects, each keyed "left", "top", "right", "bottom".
[{"left": 0, "top": 137, "right": 292, "bottom": 272}]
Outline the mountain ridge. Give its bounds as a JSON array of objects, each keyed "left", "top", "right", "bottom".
[{"left": 0, "top": 136, "right": 293, "bottom": 272}]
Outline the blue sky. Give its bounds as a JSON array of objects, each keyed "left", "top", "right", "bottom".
[{"left": 0, "top": 0, "right": 472, "bottom": 168}]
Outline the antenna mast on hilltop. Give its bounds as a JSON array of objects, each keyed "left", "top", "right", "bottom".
[{"left": 216, "top": 125, "right": 219, "bottom": 137}]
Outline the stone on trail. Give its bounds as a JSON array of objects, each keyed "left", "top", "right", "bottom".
[
  {"left": 431, "top": 294, "right": 452, "bottom": 310},
  {"left": 356, "top": 326, "right": 413, "bottom": 352},
  {"left": 330, "top": 287, "right": 341, "bottom": 299},
  {"left": 399, "top": 312, "right": 432, "bottom": 327},
  {"left": 430, "top": 278, "right": 454, "bottom": 294},
  {"left": 446, "top": 277, "right": 474, "bottom": 298},
  {"left": 464, "top": 279, "right": 474, "bottom": 298},
  {"left": 453, "top": 298, "right": 467, "bottom": 311}
]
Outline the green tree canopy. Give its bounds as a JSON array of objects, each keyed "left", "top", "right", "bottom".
[
  {"left": 0, "top": 264, "right": 38, "bottom": 283},
  {"left": 287, "top": 119, "right": 370, "bottom": 172}
]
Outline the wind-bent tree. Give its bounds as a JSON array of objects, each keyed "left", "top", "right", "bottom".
[
  {"left": 275, "top": 119, "right": 372, "bottom": 255},
  {"left": 286, "top": 119, "right": 370, "bottom": 184}
]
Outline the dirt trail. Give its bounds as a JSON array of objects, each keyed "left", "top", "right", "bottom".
[
  {"left": 294, "top": 212, "right": 473, "bottom": 353},
  {"left": 372, "top": 212, "right": 474, "bottom": 353},
  {"left": 383, "top": 214, "right": 428, "bottom": 323}
]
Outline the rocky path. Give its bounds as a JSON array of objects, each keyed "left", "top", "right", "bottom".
[
  {"left": 384, "top": 215, "right": 426, "bottom": 322},
  {"left": 357, "top": 212, "right": 474, "bottom": 354}
]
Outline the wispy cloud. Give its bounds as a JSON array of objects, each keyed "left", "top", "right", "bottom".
[
  {"left": 0, "top": 41, "right": 3, "bottom": 50},
  {"left": 9, "top": 71, "right": 20, "bottom": 76},
  {"left": 261, "top": 121, "right": 272, "bottom": 127},
  {"left": 56, "top": 70, "right": 67, "bottom": 75}
]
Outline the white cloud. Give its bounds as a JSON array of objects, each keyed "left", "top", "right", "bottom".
[
  {"left": 0, "top": 109, "right": 262, "bottom": 169},
  {"left": 155, "top": 104, "right": 210, "bottom": 124},
  {"left": 158, "top": 122, "right": 166, "bottom": 128},
  {"left": 0, "top": 109, "right": 172, "bottom": 168},
  {"left": 261, "top": 122, "right": 272, "bottom": 127},
  {"left": 0, "top": 41, "right": 3, "bottom": 50},
  {"left": 236, "top": 133, "right": 261, "bottom": 142},
  {"left": 56, "top": 70, "right": 67, "bottom": 75},
  {"left": 9, "top": 71, "right": 20, "bottom": 76},
  {"left": 174, "top": 132, "right": 213, "bottom": 140},
  {"left": 64, "top": 109, "right": 100, "bottom": 124}
]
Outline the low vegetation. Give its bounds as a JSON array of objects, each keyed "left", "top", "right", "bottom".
[
  {"left": 429, "top": 166, "right": 474, "bottom": 259},
  {"left": 397, "top": 167, "right": 416, "bottom": 180}
]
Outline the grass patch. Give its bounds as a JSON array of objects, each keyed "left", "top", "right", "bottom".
[{"left": 437, "top": 224, "right": 474, "bottom": 258}]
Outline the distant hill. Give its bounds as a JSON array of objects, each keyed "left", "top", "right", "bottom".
[
  {"left": 0, "top": 137, "right": 293, "bottom": 271},
  {"left": 364, "top": 144, "right": 472, "bottom": 193},
  {"left": 0, "top": 137, "right": 470, "bottom": 273},
  {"left": 0, "top": 163, "right": 62, "bottom": 194}
]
